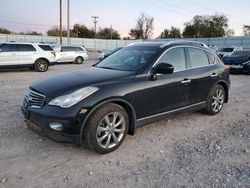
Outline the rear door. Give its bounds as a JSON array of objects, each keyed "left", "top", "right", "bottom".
[
  {"left": 18, "top": 44, "right": 37, "bottom": 65},
  {"left": 57, "top": 46, "right": 75, "bottom": 62},
  {"left": 185, "top": 47, "right": 219, "bottom": 104},
  {"left": 0, "top": 44, "right": 19, "bottom": 66}
]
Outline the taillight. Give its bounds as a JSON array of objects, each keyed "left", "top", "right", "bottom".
[
  {"left": 224, "top": 65, "right": 230, "bottom": 73},
  {"left": 51, "top": 51, "right": 56, "bottom": 57}
]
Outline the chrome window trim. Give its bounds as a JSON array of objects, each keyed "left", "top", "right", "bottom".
[{"left": 148, "top": 45, "right": 215, "bottom": 74}]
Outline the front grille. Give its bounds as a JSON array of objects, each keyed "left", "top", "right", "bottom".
[{"left": 25, "top": 89, "right": 46, "bottom": 108}]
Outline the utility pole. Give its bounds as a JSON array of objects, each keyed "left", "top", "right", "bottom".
[
  {"left": 59, "top": 0, "right": 62, "bottom": 44},
  {"left": 91, "top": 16, "right": 99, "bottom": 51},
  {"left": 67, "top": 0, "right": 70, "bottom": 44},
  {"left": 110, "top": 25, "right": 113, "bottom": 40}
]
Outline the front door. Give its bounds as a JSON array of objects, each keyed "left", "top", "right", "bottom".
[{"left": 142, "top": 47, "right": 191, "bottom": 117}]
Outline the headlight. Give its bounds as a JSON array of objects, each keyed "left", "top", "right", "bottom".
[{"left": 48, "top": 87, "right": 98, "bottom": 108}]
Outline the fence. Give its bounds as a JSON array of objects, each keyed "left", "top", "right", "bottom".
[{"left": 1, "top": 33, "right": 250, "bottom": 50}]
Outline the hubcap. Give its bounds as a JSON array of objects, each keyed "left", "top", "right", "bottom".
[
  {"left": 77, "top": 57, "right": 82, "bottom": 64},
  {"left": 96, "top": 112, "right": 126, "bottom": 149},
  {"left": 37, "top": 61, "right": 47, "bottom": 71},
  {"left": 211, "top": 88, "right": 224, "bottom": 113}
]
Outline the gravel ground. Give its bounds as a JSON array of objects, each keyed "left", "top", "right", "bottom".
[{"left": 0, "top": 55, "right": 249, "bottom": 188}]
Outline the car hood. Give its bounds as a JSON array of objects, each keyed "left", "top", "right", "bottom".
[
  {"left": 223, "top": 56, "right": 248, "bottom": 65},
  {"left": 31, "top": 66, "right": 135, "bottom": 98}
]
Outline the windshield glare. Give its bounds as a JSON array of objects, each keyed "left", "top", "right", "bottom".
[{"left": 96, "top": 47, "right": 158, "bottom": 71}]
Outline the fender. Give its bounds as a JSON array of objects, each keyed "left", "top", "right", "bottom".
[{"left": 79, "top": 97, "right": 137, "bottom": 145}]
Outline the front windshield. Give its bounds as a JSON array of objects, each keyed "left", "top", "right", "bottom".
[
  {"left": 96, "top": 46, "right": 159, "bottom": 71},
  {"left": 219, "top": 48, "right": 234, "bottom": 52}
]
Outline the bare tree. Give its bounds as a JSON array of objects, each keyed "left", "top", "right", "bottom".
[{"left": 129, "top": 12, "right": 154, "bottom": 39}]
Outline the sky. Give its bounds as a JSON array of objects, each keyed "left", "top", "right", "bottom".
[{"left": 0, "top": 0, "right": 249, "bottom": 38}]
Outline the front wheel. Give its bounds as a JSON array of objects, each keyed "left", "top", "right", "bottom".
[
  {"left": 204, "top": 85, "right": 225, "bottom": 115},
  {"left": 83, "top": 103, "right": 129, "bottom": 154}
]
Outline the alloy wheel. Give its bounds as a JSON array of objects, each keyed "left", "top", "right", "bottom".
[
  {"left": 96, "top": 112, "right": 126, "bottom": 149},
  {"left": 211, "top": 88, "right": 224, "bottom": 113}
]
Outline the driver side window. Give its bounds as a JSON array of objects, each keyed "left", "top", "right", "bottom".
[{"left": 159, "top": 47, "right": 186, "bottom": 72}]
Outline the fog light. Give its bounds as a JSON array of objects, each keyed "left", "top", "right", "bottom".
[{"left": 49, "top": 122, "right": 63, "bottom": 131}]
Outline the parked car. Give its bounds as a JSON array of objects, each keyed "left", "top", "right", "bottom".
[
  {"left": 218, "top": 46, "right": 243, "bottom": 58},
  {"left": 0, "top": 42, "right": 56, "bottom": 72},
  {"left": 53, "top": 45, "right": 88, "bottom": 64},
  {"left": 222, "top": 51, "right": 250, "bottom": 74},
  {"left": 98, "top": 47, "right": 122, "bottom": 60},
  {"left": 21, "top": 41, "right": 230, "bottom": 154}
]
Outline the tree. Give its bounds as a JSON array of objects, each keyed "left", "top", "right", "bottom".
[
  {"left": 70, "top": 24, "right": 95, "bottom": 38},
  {"left": 129, "top": 12, "right": 154, "bottom": 39},
  {"left": 97, "top": 27, "right": 120, "bottom": 39},
  {"left": 159, "top": 26, "right": 181, "bottom": 38},
  {"left": 182, "top": 14, "right": 231, "bottom": 38},
  {"left": 19, "top": 30, "right": 42, "bottom": 35},
  {"left": 47, "top": 26, "right": 67, "bottom": 37},
  {"left": 243, "top": 25, "right": 250, "bottom": 36},
  {"left": 0, "top": 27, "right": 11, "bottom": 34}
]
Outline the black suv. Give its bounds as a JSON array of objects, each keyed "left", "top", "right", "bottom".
[{"left": 21, "top": 41, "right": 230, "bottom": 154}]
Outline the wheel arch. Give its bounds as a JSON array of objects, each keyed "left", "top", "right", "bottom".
[
  {"left": 214, "top": 80, "right": 229, "bottom": 103},
  {"left": 34, "top": 57, "right": 49, "bottom": 64},
  {"left": 79, "top": 98, "right": 137, "bottom": 145}
]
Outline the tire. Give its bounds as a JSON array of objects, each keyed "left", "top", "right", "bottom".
[
  {"left": 34, "top": 59, "right": 49, "bottom": 72},
  {"left": 75, "top": 56, "right": 84, "bottom": 64},
  {"left": 83, "top": 103, "right": 129, "bottom": 154},
  {"left": 204, "top": 85, "right": 225, "bottom": 115}
]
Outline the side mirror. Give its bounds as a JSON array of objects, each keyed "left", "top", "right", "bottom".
[{"left": 153, "top": 63, "right": 174, "bottom": 74}]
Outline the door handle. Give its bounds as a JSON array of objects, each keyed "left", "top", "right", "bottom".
[
  {"left": 181, "top": 79, "right": 191, "bottom": 84},
  {"left": 210, "top": 73, "right": 218, "bottom": 78}
]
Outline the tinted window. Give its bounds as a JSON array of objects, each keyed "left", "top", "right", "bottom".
[
  {"left": 159, "top": 47, "right": 186, "bottom": 72},
  {"left": 187, "top": 48, "right": 209, "bottom": 68},
  {"left": 207, "top": 52, "right": 216, "bottom": 64},
  {"left": 39, "top": 45, "right": 53, "bottom": 51},
  {"left": 0, "top": 44, "right": 17, "bottom": 52},
  {"left": 219, "top": 48, "right": 234, "bottom": 52},
  {"left": 75, "top": 47, "right": 84, "bottom": 51},
  {"left": 18, "top": 44, "right": 36, "bottom": 52},
  {"left": 61, "top": 46, "right": 76, "bottom": 52}
]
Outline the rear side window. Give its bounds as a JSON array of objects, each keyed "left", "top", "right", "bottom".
[
  {"left": 61, "top": 46, "right": 75, "bottom": 52},
  {"left": 39, "top": 45, "right": 53, "bottom": 51},
  {"left": 0, "top": 44, "right": 18, "bottom": 52},
  {"left": 18, "top": 44, "right": 36, "bottom": 52},
  {"left": 75, "top": 47, "right": 85, "bottom": 52},
  {"left": 187, "top": 48, "right": 209, "bottom": 68},
  {"left": 159, "top": 47, "right": 186, "bottom": 72},
  {"left": 207, "top": 52, "right": 216, "bottom": 64}
]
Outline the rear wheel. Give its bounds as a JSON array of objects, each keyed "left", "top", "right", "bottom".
[
  {"left": 83, "top": 103, "right": 129, "bottom": 154},
  {"left": 75, "top": 56, "right": 83, "bottom": 64},
  {"left": 34, "top": 59, "right": 49, "bottom": 72},
  {"left": 204, "top": 85, "right": 225, "bottom": 115}
]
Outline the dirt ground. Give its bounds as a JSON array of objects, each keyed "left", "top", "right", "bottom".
[{"left": 0, "top": 56, "right": 249, "bottom": 188}]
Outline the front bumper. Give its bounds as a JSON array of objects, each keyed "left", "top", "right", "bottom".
[{"left": 21, "top": 104, "right": 83, "bottom": 145}]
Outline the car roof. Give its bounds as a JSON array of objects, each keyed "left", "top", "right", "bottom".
[
  {"left": 129, "top": 40, "right": 210, "bottom": 50},
  {"left": 3, "top": 42, "right": 51, "bottom": 45}
]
